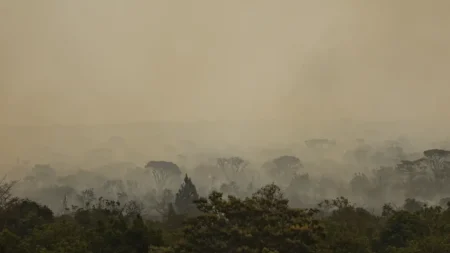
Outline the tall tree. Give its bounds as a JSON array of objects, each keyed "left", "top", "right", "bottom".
[
  {"left": 263, "top": 155, "right": 303, "bottom": 182},
  {"left": 76, "top": 188, "right": 96, "bottom": 210},
  {"left": 216, "top": 157, "right": 248, "bottom": 182},
  {"left": 423, "top": 149, "right": 450, "bottom": 179},
  {"left": 0, "top": 176, "right": 17, "bottom": 209},
  {"left": 174, "top": 174, "right": 199, "bottom": 215},
  {"left": 145, "top": 161, "right": 182, "bottom": 191},
  {"left": 146, "top": 189, "right": 174, "bottom": 216}
]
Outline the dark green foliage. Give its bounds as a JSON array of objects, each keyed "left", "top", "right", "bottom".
[
  {"left": 0, "top": 199, "right": 54, "bottom": 237},
  {"left": 379, "top": 211, "right": 428, "bottom": 250},
  {"left": 318, "top": 198, "right": 379, "bottom": 253},
  {"left": 0, "top": 229, "right": 22, "bottom": 253},
  {"left": 5, "top": 175, "right": 450, "bottom": 253},
  {"left": 163, "top": 203, "right": 184, "bottom": 229},
  {"left": 174, "top": 174, "right": 199, "bottom": 215},
  {"left": 176, "top": 184, "right": 324, "bottom": 253}
]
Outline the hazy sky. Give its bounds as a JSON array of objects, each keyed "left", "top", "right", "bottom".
[{"left": 1, "top": 0, "right": 450, "bottom": 126}]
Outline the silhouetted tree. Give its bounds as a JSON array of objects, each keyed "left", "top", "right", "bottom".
[
  {"left": 350, "top": 173, "right": 371, "bottom": 198},
  {"left": 145, "top": 161, "right": 182, "bottom": 191},
  {"left": 263, "top": 155, "right": 303, "bottom": 182},
  {"left": 103, "top": 179, "right": 126, "bottom": 198},
  {"left": 403, "top": 198, "right": 426, "bottom": 213},
  {"left": 379, "top": 211, "right": 428, "bottom": 250},
  {"left": 0, "top": 176, "right": 17, "bottom": 208},
  {"left": 147, "top": 189, "right": 174, "bottom": 216},
  {"left": 174, "top": 174, "right": 199, "bottom": 215},
  {"left": 286, "top": 173, "right": 311, "bottom": 195},
  {"left": 76, "top": 188, "right": 96, "bottom": 209},
  {"left": 216, "top": 157, "right": 248, "bottom": 182},
  {"left": 219, "top": 181, "right": 240, "bottom": 197},
  {"left": 423, "top": 149, "right": 450, "bottom": 180}
]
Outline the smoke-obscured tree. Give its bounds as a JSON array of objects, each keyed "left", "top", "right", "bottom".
[
  {"left": 372, "top": 166, "right": 398, "bottom": 186},
  {"left": 285, "top": 173, "right": 312, "bottom": 208},
  {"left": 315, "top": 176, "right": 342, "bottom": 201},
  {"left": 193, "top": 164, "right": 220, "bottom": 188},
  {"left": 146, "top": 189, "right": 174, "bottom": 216},
  {"left": 396, "top": 158, "right": 429, "bottom": 181},
  {"left": 400, "top": 167, "right": 435, "bottom": 199},
  {"left": 124, "top": 179, "right": 140, "bottom": 199},
  {"left": 263, "top": 155, "right": 303, "bottom": 183},
  {"left": 350, "top": 173, "right": 371, "bottom": 194},
  {"left": 219, "top": 181, "right": 240, "bottom": 197},
  {"left": 398, "top": 150, "right": 450, "bottom": 179},
  {"left": 396, "top": 150, "right": 450, "bottom": 196},
  {"left": 27, "top": 185, "right": 76, "bottom": 212},
  {"left": 60, "top": 194, "right": 69, "bottom": 215},
  {"left": 350, "top": 173, "right": 375, "bottom": 205},
  {"left": 123, "top": 200, "right": 144, "bottom": 217},
  {"left": 102, "top": 179, "right": 126, "bottom": 199},
  {"left": 174, "top": 174, "right": 199, "bottom": 215},
  {"left": 370, "top": 166, "right": 404, "bottom": 204},
  {"left": 76, "top": 188, "right": 96, "bottom": 209},
  {"left": 31, "top": 164, "right": 56, "bottom": 183},
  {"left": 305, "top": 139, "right": 336, "bottom": 161},
  {"left": 384, "top": 141, "right": 406, "bottom": 162},
  {"left": 286, "top": 173, "right": 311, "bottom": 196},
  {"left": 353, "top": 144, "right": 373, "bottom": 165},
  {"left": 145, "top": 161, "right": 182, "bottom": 191},
  {"left": 405, "top": 175, "right": 436, "bottom": 200},
  {"left": 216, "top": 156, "right": 248, "bottom": 182},
  {"left": 402, "top": 198, "right": 426, "bottom": 213},
  {"left": 423, "top": 149, "right": 450, "bottom": 180},
  {"left": 439, "top": 196, "right": 450, "bottom": 207},
  {"left": 0, "top": 176, "right": 17, "bottom": 209},
  {"left": 57, "top": 169, "right": 106, "bottom": 190}
]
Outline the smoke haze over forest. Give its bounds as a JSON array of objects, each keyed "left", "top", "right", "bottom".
[
  {"left": 1, "top": 1, "right": 450, "bottom": 165},
  {"left": 3, "top": 3, "right": 450, "bottom": 252}
]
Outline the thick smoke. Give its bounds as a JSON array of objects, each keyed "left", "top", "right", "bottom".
[{"left": 1, "top": 1, "right": 450, "bottom": 164}]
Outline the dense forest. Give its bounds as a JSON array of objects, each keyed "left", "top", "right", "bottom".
[
  {"left": 2, "top": 137, "right": 450, "bottom": 252},
  {"left": 2, "top": 0, "right": 450, "bottom": 252}
]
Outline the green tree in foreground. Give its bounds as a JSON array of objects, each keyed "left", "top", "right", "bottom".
[{"left": 175, "top": 184, "right": 324, "bottom": 253}]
